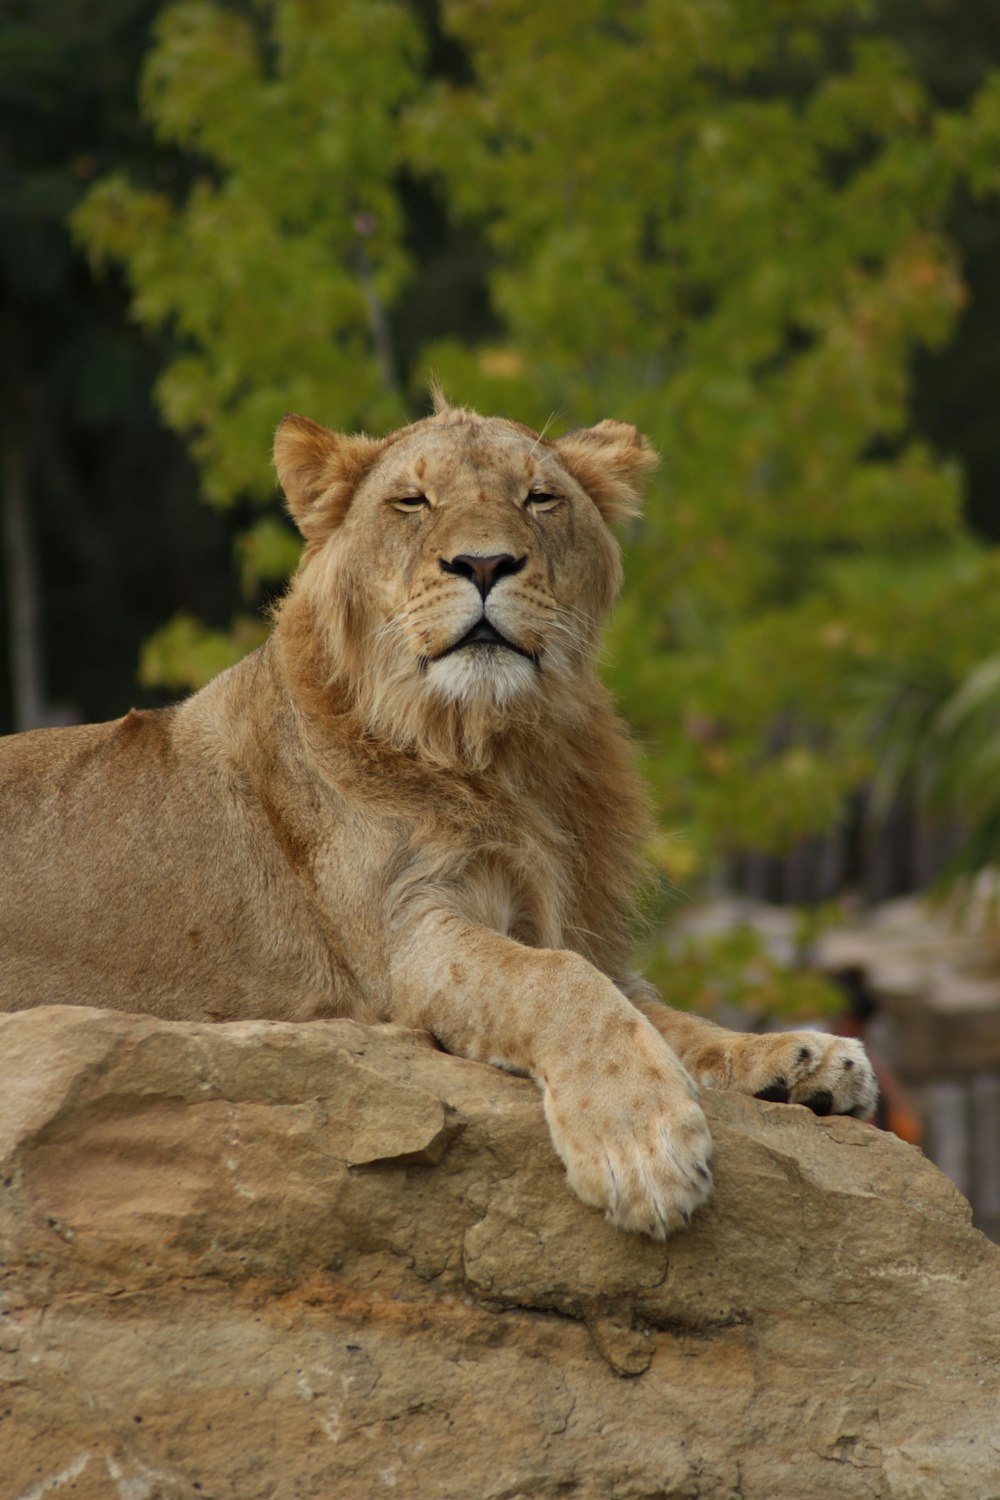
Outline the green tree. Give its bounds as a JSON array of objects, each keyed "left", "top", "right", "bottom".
[
  {"left": 77, "top": 0, "right": 422, "bottom": 504},
  {"left": 408, "top": 0, "right": 1000, "bottom": 877},
  {"left": 74, "top": 0, "right": 1000, "bottom": 895},
  {"left": 73, "top": 0, "right": 430, "bottom": 676}
]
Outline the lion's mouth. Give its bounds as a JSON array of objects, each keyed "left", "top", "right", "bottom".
[{"left": 435, "top": 618, "right": 539, "bottom": 664}]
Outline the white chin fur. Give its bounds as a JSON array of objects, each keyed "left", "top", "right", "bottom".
[{"left": 425, "top": 645, "right": 538, "bottom": 708}]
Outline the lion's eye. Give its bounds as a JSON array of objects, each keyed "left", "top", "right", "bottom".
[
  {"left": 525, "top": 492, "right": 561, "bottom": 512},
  {"left": 391, "top": 495, "right": 430, "bottom": 514}
]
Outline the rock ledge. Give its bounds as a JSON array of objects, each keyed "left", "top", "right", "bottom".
[{"left": 2, "top": 1007, "right": 999, "bottom": 1499}]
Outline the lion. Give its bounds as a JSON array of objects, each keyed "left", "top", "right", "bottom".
[{"left": 0, "top": 395, "right": 876, "bottom": 1237}]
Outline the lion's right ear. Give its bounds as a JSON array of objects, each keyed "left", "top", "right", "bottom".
[
  {"left": 552, "top": 420, "right": 659, "bottom": 526},
  {"left": 274, "top": 414, "right": 385, "bottom": 544}
]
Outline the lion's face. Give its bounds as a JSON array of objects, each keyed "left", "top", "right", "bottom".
[
  {"left": 343, "top": 417, "right": 626, "bottom": 710},
  {"left": 274, "top": 401, "right": 657, "bottom": 754}
]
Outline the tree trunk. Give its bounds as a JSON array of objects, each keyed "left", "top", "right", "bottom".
[
  {"left": 1, "top": 308, "right": 46, "bottom": 731},
  {"left": 354, "top": 215, "right": 400, "bottom": 398}
]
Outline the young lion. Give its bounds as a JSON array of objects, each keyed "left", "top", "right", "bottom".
[{"left": 0, "top": 397, "right": 876, "bottom": 1237}]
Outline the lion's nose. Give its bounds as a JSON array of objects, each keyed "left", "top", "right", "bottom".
[{"left": 439, "top": 553, "right": 526, "bottom": 599}]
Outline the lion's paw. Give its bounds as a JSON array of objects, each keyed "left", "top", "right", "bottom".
[
  {"left": 717, "top": 1031, "right": 878, "bottom": 1120},
  {"left": 542, "top": 1044, "right": 713, "bottom": 1239}
]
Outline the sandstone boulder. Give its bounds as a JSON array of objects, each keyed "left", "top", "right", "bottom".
[{"left": 2, "top": 1006, "right": 999, "bottom": 1500}]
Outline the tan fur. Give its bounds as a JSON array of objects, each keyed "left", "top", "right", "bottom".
[{"left": 0, "top": 401, "right": 876, "bottom": 1237}]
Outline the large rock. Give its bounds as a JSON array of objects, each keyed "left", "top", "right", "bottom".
[{"left": 2, "top": 1007, "right": 998, "bottom": 1500}]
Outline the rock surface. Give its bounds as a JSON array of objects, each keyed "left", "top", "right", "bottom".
[{"left": 2, "top": 1006, "right": 999, "bottom": 1500}]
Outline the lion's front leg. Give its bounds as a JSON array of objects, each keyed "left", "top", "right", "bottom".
[
  {"left": 629, "top": 991, "right": 878, "bottom": 1120},
  {"left": 390, "top": 916, "right": 713, "bottom": 1238}
]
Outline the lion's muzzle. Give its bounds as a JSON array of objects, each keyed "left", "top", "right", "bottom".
[{"left": 439, "top": 552, "right": 527, "bottom": 598}]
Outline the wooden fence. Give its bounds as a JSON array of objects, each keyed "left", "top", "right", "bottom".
[
  {"left": 721, "top": 793, "right": 1000, "bottom": 1239},
  {"left": 823, "top": 929, "right": 1000, "bottom": 1246},
  {"left": 726, "top": 793, "right": 964, "bottom": 908},
  {"left": 917, "top": 1073, "right": 1000, "bottom": 1243}
]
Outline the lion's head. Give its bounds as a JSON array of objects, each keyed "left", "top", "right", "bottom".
[{"left": 273, "top": 395, "right": 657, "bottom": 764}]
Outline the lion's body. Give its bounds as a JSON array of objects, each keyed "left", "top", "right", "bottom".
[
  {"left": 0, "top": 400, "right": 877, "bottom": 1237},
  {"left": 1, "top": 654, "right": 349, "bottom": 1019},
  {"left": 1, "top": 631, "right": 643, "bottom": 1024}
]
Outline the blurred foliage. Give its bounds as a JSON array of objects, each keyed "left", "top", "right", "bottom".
[
  {"left": 407, "top": 1, "right": 1000, "bottom": 880},
  {"left": 139, "top": 609, "right": 267, "bottom": 691},
  {"left": 642, "top": 922, "right": 844, "bottom": 1023},
  {"left": 870, "top": 648, "right": 1000, "bottom": 883},
  {"left": 234, "top": 514, "right": 302, "bottom": 599},
  {"left": 11, "top": 0, "right": 1000, "bottom": 1012},
  {"left": 73, "top": 0, "right": 420, "bottom": 503}
]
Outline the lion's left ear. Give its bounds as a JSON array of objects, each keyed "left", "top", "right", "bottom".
[
  {"left": 552, "top": 420, "right": 659, "bottom": 525},
  {"left": 274, "top": 414, "right": 386, "bottom": 544}
]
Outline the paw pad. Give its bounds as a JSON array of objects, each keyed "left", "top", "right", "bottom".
[{"left": 754, "top": 1080, "right": 790, "bottom": 1104}]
